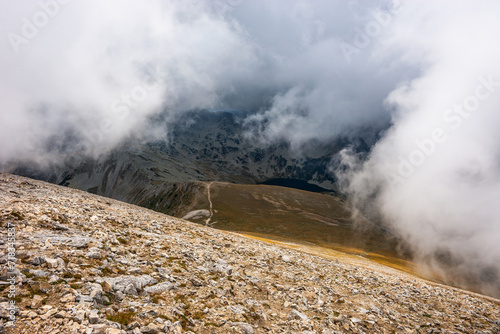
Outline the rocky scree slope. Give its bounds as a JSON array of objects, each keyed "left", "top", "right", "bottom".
[{"left": 0, "top": 173, "right": 499, "bottom": 334}]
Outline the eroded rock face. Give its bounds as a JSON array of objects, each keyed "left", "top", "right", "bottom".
[{"left": 1, "top": 173, "right": 500, "bottom": 334}]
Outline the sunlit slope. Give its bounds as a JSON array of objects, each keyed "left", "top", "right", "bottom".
[{"left": 181, "top": 182, "right": 413, "bottom": 272}]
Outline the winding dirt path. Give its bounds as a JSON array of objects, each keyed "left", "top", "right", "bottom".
[{"left": 205, "top": 182, "right": 214, "bottom": 226}]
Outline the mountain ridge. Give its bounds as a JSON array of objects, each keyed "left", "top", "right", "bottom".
[{"left": 6, "top": 110, "right": 383, "bottom": 218}]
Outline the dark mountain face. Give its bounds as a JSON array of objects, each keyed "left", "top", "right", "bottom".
[{"left": 9, "top": 110, "right": 386, "bottom": 216}]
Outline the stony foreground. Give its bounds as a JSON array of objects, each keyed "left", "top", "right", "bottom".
[{"left": 0, "top": 173, "right": 499, "bottom": 334}]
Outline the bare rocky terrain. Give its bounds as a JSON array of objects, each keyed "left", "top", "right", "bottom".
[{"left": 0, "top": 173, "right": 499, "bottom": 334}]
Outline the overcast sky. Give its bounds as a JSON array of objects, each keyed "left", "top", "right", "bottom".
[
  {"left": 0, "top": 0, "right": 412, "bottom": 160},
  {"left": 1, "top": 0, "right": 500, "bottom": 295}
]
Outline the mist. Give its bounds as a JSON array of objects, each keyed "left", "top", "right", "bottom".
[
  {"left": 0, "top": 0, "right": 409, "bottom": 164},
  {"left": 1, "top": 0, "right": 500, "bottom": 295},
  {"left": 338, "top": 0, "right": 500, "bottom": 295},
  {"left": 0, "top": 0, "right": 263, "bottom": 163}
]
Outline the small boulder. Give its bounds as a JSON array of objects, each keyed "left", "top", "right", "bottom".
[
  {"left": 60, "top": 293, "right": 75, "bottom": 303},
  {"left": 288, "top": 310, "right": 309, "bottom": 321},
  {"left": 169, "top": 321, "right": 182, "bottom": 334},
  {"left": 31, "top": 256, "right": 46, "bottom": 266},
  {"left": 144, "top": 282, "right": 174, "bottom": 294},
  {"left": 88, "top": 311, "right": 99, "bottom": 324},
  {"left": 105, "top": 328, "right": 122, "bottom": 334},
  {"left": 86, "top": 247, "right": 102, "bottom": 259},
  {"left": 52, "top": 222, "right": 69, "bottom": 231},
  {"left": 227, "top": 321, "right": 255, "bottom": 334},
  {"left": 140, "top": 324, "right": 160, "bottom": 333},
  {"left": 127, "top": 267, "right": 142, "bottom": 275},
  {"left": 68, "top": 237, "right": 89, "bottom": 249},
  {"left": 31, "top": 295, "right": 44, "bottom": 309},
  {"left": 102, "top": 280, "right": 113, "bottom": 292}
]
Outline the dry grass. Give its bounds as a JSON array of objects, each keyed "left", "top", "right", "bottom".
[
  {"left": 185, "top": 182, "right": 410, "bottom": 272},
  {"left": 106, "top": 311, "right": 136, "bottom": 326}
]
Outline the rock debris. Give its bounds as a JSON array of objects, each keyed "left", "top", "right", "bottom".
[{"left": 0, "top": 173, "right": 499, "bottom": 333}]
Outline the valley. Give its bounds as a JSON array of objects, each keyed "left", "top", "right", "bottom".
[{"left": 180, "top": 182, "right": 415, "bottom": 276}]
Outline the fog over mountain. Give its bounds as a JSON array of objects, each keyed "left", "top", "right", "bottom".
[
  {"left": 1, "top": 0, "right": 500, "bottom": 295},
  {"left": 337, "top": 1, "right": 500, "bottom": 295},
  {"left": 0, "top": 0, "right": 408, "bottom": 162}
]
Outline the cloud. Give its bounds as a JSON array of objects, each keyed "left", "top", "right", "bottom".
[
  {"left": 339, "top": 0, "right": 500, "bottom": 296},
  {"left": 0, "top": 0, "right": 264, "bottom": 163},
  {"left": 0, "top": 0, "right": 410, "bottom": 164},
  {"left": 238, "top": 0, "right": 411, "bottom": 146}
]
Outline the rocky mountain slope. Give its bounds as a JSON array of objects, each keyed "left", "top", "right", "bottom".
[{"left": 1, "top": 173, "right": 500, "bottom": 334}]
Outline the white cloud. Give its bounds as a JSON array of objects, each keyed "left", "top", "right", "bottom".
[
  {"left": 340, "top": 0, "right": 500, "bottom": 295},
  {"left": 0, "top": 0, "right": 411, "bottom": 163}
]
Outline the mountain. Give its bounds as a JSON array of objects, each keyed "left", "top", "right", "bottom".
[
  {"left": 7, "top": 110, "right": 500, "bottom": 299},
  {"left": 8, "top": 110, "right": 383, "bottom": 217},
  {"left": 1, "top": 173, "right": 500, "bottom": 333}
]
